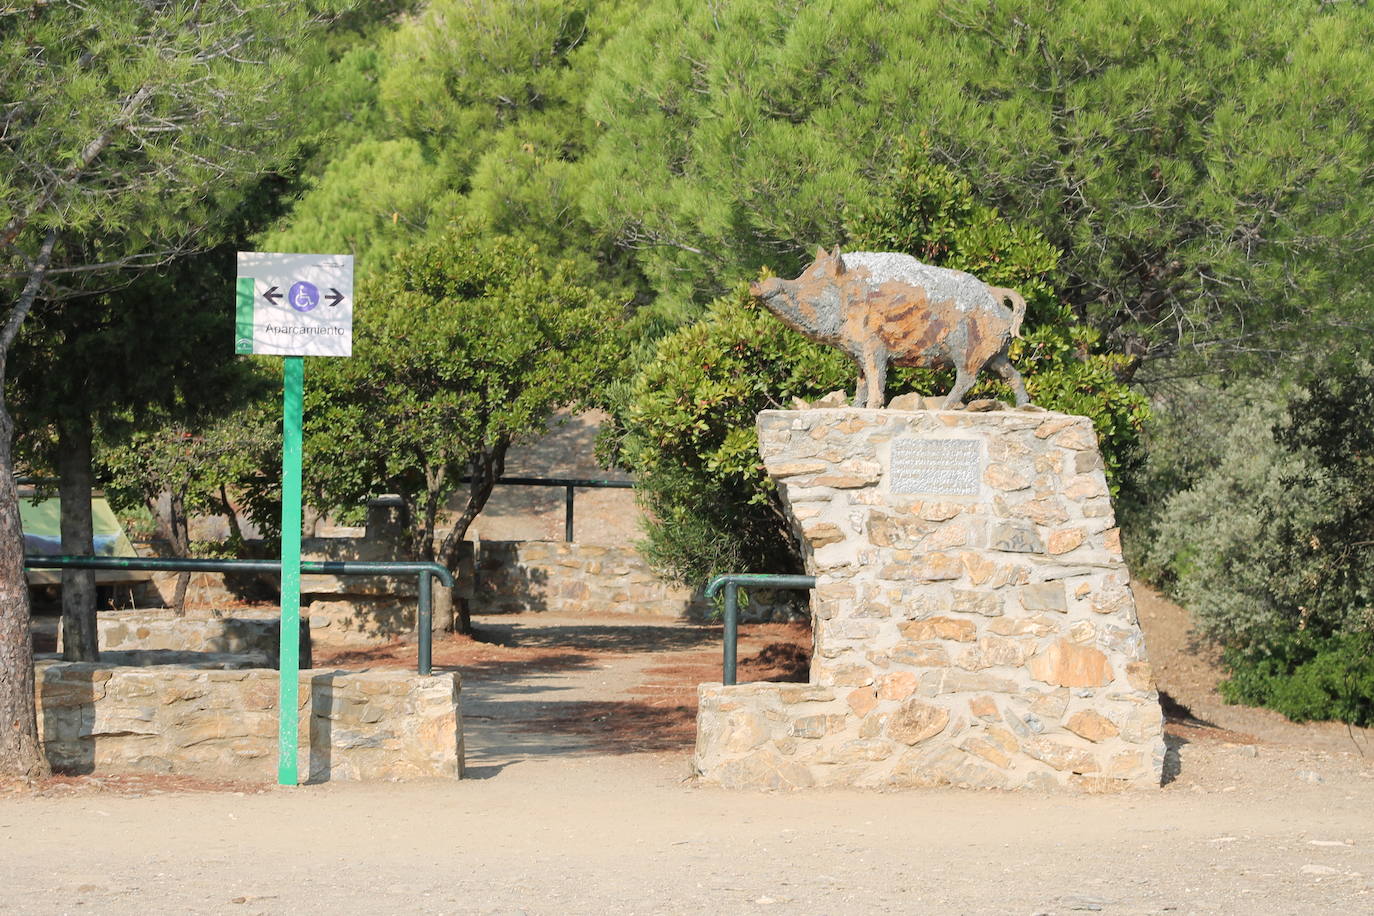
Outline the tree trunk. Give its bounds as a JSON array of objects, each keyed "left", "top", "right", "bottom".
[
  {"left": 452, "top": 587, "right": 473, "bottom": 636},
  {"left": 220, "top": 483, "right": 245, "bottom": 544},
  {"left": 0, "top": 228, "right": 55, "bottom": 777},
  {"left": 168, "top": 490, "right": 191, "bottom": 613},
  {"left": 57, "top": 414, "right": 98, "bottom": 661},
  {"left": 170, "top": 572, "right": 191, "bottom": 614},
  {"left": 432, "top": 583, "right": 454, "bottom": 633},
  {"left": 0, "top": 400, "right": 49, "bottom": 778},
  {"left": 145, "top": 487, "right": 193, "bottom": 614},
  {"left": 437, "top": 440, "right": 509, "bottom": 635}
]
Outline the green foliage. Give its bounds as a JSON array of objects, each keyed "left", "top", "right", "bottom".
[
  {"left": 582, "top": 0, "right": 898, "bottom": 315},
  {"left": 1270, "top": 365, "right": 1374, "bottom": 631},
  {"left": 0, "top": 0, "right": 349, "bottom": 286},
  {"left": 263, "top": 138, "right": 464, "bottom": 270},
  {"left": 1220, "top": 631, "right": 1374, "bottom": 727},
  {"left": 99, "top": 406, "right": 278, "bottom": 521},
  {"left": 301, "top": 224, "right": 625, "bottom": 565},
  {"left": 97, "top": 403, "right": 280, "bottom": 544},
  {"left": 259, "top": 0, "right": 641, "bottom": 285},
  {"left": 617, "top": 288, "right": 853, "bottom": 583},
  {"left": 1, "top": 1, "right": 353, "bottom": 579},
  {"left": 580, "top": 0, "right": 1374, "bottom": 367},
  {"left": 615, "top": 155, "right": 1147, "bottom": 582},
  {"left": 1140, "top": 363, "right": 1374, "bottom": 651},
  {"left": 1133, "top": 359, "right": 1374, "bottom": 725},
  {"left": 1139, "top": 390, "right": 1307, "bottom": 644},
  {"left": 11, "top": 244, "right": 268, "bottom": 458},
  {"left": 917, "top": 0, "right": 1374, "bottom": 374}
]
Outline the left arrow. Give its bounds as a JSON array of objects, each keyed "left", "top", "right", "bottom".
[
  {"left": 325, "top": 287, "right": 345, "bottom": 307},
  {"left": 263, "top": 286, "right": 282, "bottom": 305}
]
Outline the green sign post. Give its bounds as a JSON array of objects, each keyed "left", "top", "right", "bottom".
[
  {"left": 235, "top": 252, "right": 353, "bottom": 786},
  {"left": 278, "top": 355, "right": 304, "bottom": 783}
]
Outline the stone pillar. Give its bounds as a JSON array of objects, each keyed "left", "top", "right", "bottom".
[
  {"left": 365, "top": 495, "right": 409, "bottom": 547},
  {"left": 693, "top": 407, "right": 1165, "bottom": 791}
]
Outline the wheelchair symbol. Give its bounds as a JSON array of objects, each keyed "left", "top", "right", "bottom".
[{"left": 289, "top": 281, "right": 320, "bottom": 312}]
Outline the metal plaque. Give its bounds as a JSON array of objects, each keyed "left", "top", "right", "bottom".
[{"left": 889, "top": 438, "right": 982, "bottom": 495}]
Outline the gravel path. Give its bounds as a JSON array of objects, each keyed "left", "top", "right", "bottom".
[
  {"left": 5, "top": 604, "right": 1374, "bottom": 914},
  {"left": 2, "top": 743, "right": 1372, "bottom": 915}
]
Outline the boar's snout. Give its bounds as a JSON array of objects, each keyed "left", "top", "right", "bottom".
[{"left": 750, "top": 277, "right": 784, "bottom": 301}]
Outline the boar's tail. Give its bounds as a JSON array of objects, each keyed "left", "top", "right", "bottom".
[{"left": 989, "top": 287, "right": 1027, "bottom": 339}]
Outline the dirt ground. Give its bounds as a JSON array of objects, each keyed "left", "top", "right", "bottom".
[{"left": 5, "top": 589, "right": 1374, "bottom": 914}]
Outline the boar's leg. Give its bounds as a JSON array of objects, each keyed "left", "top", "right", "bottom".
[
  {"left": 860, "top": 348, "right": 888, "bottom": 408},
  {"left": 945, "top": 365, "right": 977, "bottom": 409},
  {"left": 988, "top": 351, "right": 1030, "bottom": 406}
]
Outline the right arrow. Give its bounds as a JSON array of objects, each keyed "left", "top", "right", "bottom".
[
  {"left": 263, "top": 286, "right": 282, "bottom": 305},
  {"left": 325, "top": 288, "right": 344, "bottom": 307}
]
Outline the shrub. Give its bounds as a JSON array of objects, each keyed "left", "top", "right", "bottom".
[
  {"left": 1135, "top": 361, "right": 1374, "bottom": 724},
  {"left": 1221, "top": 631, "right": 1374, "bottom": 726},
  {"left": 1141, "top": 365, "right": 1374, "bottom": 648},
  {"left": 618, "top": 289, "right": 853, "bottom": 585}
]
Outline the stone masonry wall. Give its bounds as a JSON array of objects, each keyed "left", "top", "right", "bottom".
[
  {"left": 472, "top": 541, "right": 705, "bottom": 617},
  {"left": 57, "top": 609, "right": 311, "bottom": 668},
  {"left": 37, "top": 663, "right": 462, "bottom": 782},
  {"left": 693, "top": 407, "right": 1165, "bottom": 791},
  {"left": 471, "top": 541, "right": 803, "bottom": 622}
]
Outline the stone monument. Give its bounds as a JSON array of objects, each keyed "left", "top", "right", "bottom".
[{"left": 692, "top": 406, "right": 1166, "bottom": 791}]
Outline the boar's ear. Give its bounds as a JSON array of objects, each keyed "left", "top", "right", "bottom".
[{"left": 830, "top": 246, "right": 847, "bottom": 275}]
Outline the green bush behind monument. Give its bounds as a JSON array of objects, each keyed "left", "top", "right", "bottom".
[{"left": 1130, "top": 362, "right": 1374, "bottom": 724}]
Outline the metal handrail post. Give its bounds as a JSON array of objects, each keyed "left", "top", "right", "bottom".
[
  {"left": 704, "top": 573, "right": 816, "bottom": 685},
  {"left": 723, "top": 581, "right": 739, "bottom": 686},
  {"left": 458, "top": 476, "right": 635, "bottom": 543},
  {"left": 564, "top": 484, "right": 575, "bottom": 542},
  {"left": 417, "top": 570, "right": 432, "bottom": 676}
]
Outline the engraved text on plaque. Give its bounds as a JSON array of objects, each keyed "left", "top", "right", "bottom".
[{"left": 890, "top": 438, "right": 982, "bottom": 495}]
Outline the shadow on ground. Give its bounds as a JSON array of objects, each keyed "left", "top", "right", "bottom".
[{"left": 432, "top": 617, "right": 812, "bottom": 775}]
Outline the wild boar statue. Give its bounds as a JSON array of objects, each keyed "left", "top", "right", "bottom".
[{"left": 750, "top": 246, "right": 1030, "bottom": 409}]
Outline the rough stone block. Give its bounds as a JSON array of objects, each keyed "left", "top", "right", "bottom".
[
  {"left": 1028, "top": 640, "right": 1113, "bottom": 688},
  {"left": 889, "top": 642, "right": 952, "bottom": 668},
  {"left": 876, "top": 672, "right": 918, "bottom": 701},
  {"left": 790, "top": 715, "right": 830, "bottom": 739},
  {"left": 899, "top": 616, "right": 976, "bottom": 642},
  {"left": 987, "top": 615, "right": 1058, "bottom": 638},
  {"left": 952, "top": 589, "right": 1003, "bottom": 617},
  {"left": 1020, "top": 582, "right": 1067, "bottom": 613},
  {"left": 36, "top": 663, "right": 461, "bottom": 782},
  {"left": 924, "top": 670, "right": 1019, "bottom": 695},
  {"left": 1046, "top": 527, "right": 1087, "bottom": 555},
  {"left": 906, "top": 553, "right": 964, "bottom": 581},
  {"left": 885, "top": 699, "right": 950, "bottom": 745},
  {"left": 1065, "top": 710, "right": 1120, "bottom": 742},
  {"left": 996, "top": 495, "right": 1071, "bottom": 526},
  {"left": 990, "top": 522, "right": 1044, "bottom": 553},
  {"left": 1022, "top": 736, "right": 1099, "bottom": 773}
]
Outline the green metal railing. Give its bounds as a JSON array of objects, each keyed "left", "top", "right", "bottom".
[
  {"left": 704, "top": 573, "right": 816, "bottom": 686},
  {"left": 23, "top": 555, "right": 455, "bottom": 675}
]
